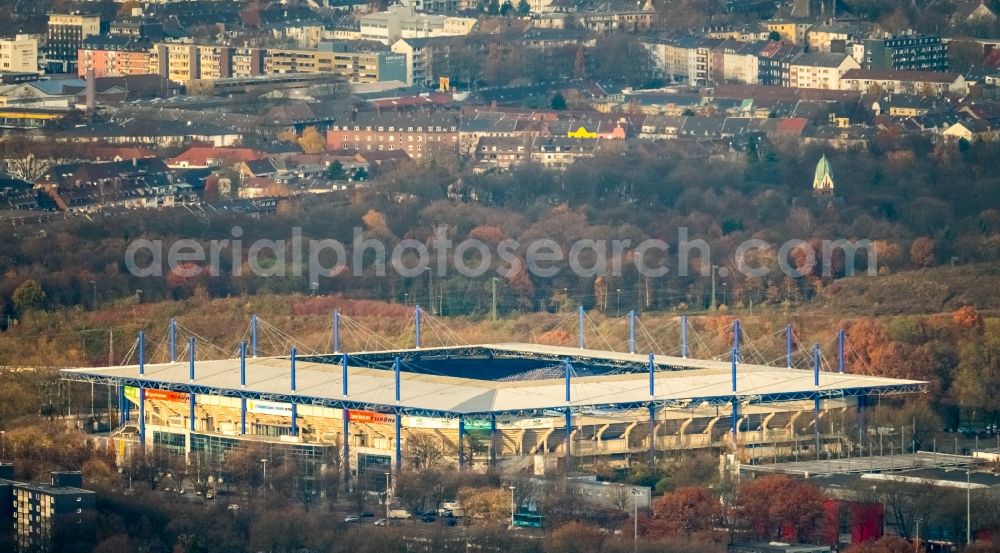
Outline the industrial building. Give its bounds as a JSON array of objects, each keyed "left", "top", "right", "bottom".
[{"left": 60, "top": 310, "right": 925, "bottom": 489}]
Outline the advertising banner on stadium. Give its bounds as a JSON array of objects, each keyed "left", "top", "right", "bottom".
[
  {"left": 402, "top": 417, "right": 492, "bottom": 430},
  {"left": 496, "top": 416, "right": 555, "bottom": 430},
  {"left": 402, "top": 416, "right": 457, "bottom": 429},
  {"left": 247, "top": 399, "right": 294, "bottom": 416},
  {"left": 346, "top": 409, "right": 395, "bottom": 424},
  {"left": 124, "top": 386, "right": 189, "bottom": 403}
]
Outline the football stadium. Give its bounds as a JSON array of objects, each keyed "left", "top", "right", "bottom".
[{"left": 59, "top": 309, "right": 926, "bottom": 488}]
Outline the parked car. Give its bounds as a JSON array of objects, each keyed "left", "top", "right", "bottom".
[
  {"left": 374, "top": 518, "right": 388, "bottom": 526},
  {"left": 361, "top": 512, "right": 375, "bottom": 518},
  {"left": 420, "top": 514, "right": 436, "bottom": 523},
  {"left": 344, "top": 515, "right": 361, "bottom": 523}
]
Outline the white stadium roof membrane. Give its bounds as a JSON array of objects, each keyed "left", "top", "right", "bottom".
[{"left": 61, "top": 343, "right": 925, "bottom": 418}]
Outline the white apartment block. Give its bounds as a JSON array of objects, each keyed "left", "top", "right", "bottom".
[{"left": 0, "top": 35, "right": 39, "bottom": 74}]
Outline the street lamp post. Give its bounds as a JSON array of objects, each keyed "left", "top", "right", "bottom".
[
  {"left": 385, "top": 472, "right": 392, "bottom": 520},
  {"left": 260, "top": 458, "right": 268, "bottom": 497},
  {"left": 710, "top": 265, "right": 718, "bottom": 310},
  {"left": 632, "top": 489, "right": 641, "bottom": 553},
  {"left": 1, "top": 430, "right": 5, "bottom": 460},
  {"left": 425, "top": 266, "right": 434, "bottom": 315},
  {"left": 967, "top": 469, "right": 972, "bottom": 544},
  {"left": 509, "top": 485, "right": 516, "bottom": 528},
  {"left": 90, "top": 280, "right": 97, "bottom": 310},
  {"left": 616, "top": 289, "right": 622, "bottom": 317}
]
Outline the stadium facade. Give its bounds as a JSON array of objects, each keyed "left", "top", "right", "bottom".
[{"left": 59, "top": 311, "right": 926, "bottom": 487}]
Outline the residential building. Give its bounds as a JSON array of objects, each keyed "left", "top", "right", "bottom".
[
  {"left": 265, "top": 45, "right": 406, "bottom": 83},
  {"left": 765, "top": 20, "right": 812, "bottom": 44},
  {"left": 642, "top": 35, "right": 701, "bottom": 82},
  {"left": 459, "top": 112, "right": 531, "bottom": 154},
  {"left": 862, "top": 35, "right": 948, "bottom": 72},
  {"left": 37, "top": 158, "right": 183, "bottom": 212},
  {"left": 531, "top": 136, "right": 600, "bottom": 169},
  {"left": 399, "top": 0, "right": 460, "bottom": 12},
  {"left": 443, "top": 17, "right": 478, "bottom": 35},
  {"left": 806, "top": 22, "right": 862, "bottom": 53},
  {"left": 109, "top": 16, "right": 165, "bottom": 40},
  {"left": 166, "top": 146, "right": 264, "bottom": 169},
  {"left": 534, "top": 0, "right": 656, "bottom": 32},
  {"left": 757, "top": 41, "right": 803, "bottom": 87},
  {"left": 0, "top": 35, "right": 39, "bottom": 74},
  {"left": 943, "top": 118, "right": 997, "bottom": 141},
  {"left": 391, "top": 37, "right": 436, "bottom": 86},
  {"left": 0, "top": 466, "right": 96, "bottom": 553},
  {"left": 152, "top": 43, "right": 200, "bottom": 82},
  {"left": 326, "top": 113, "right": 459, "bottom": 160},
  {"left": 473, "top": 136, "right": 531, "bottom": 171},
  {"left": 360, "top": 6, "right": 475, "bottom": 46},
  {"left": 689, "top": 38, "right": 724, "bottom": 85},
  {"left": 144, "top": 42, "right": 399, "bottom": 84},
  {"left": 840, "top": 69, "right": 968, "bottom": 95},
  {"left": 232, "top": 47, "right": 266, "bottom": 77},
  {"left": 789, "top": 52, "right": 859, "bottom": 90},
  {"left": 271, "top": 22, "right": 325, "bottom": 48},
  {"left": 78, "top": 36, "right": 153, "bottom": 78},
  {"left": 718, "top": 40, "right": 761, "bottom": 84},
  {"left": 46, "top": 13, "right": 102, "bottom": 73}
]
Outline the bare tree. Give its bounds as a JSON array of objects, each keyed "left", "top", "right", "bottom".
[{"left": 406, "top": 432, "right": 448, "bottom": 471}]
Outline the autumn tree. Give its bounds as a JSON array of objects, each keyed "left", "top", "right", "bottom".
[
  {"left": 298, "top": 126, "right": 327, "bottom": 154},
  {"left": 544, "top": 521, "right": 606, "bottom": 553},
  {"left": 647, "top": 486, "right": 722, "bottom": 540},
  {"left": 950, "top": 318, "right": 1000, "bottom": 423},
  {"left": 732, "top": 475, "right": 825, "bottom": 542},
  {"left": 12, "top": 279, "right": 46, "bottom": 312},
  {"left": 909, "top": 237, "right": 935, "bottom": 267},
  {"left": 457, "top": 486, "right": 510, "bottom": 525}
]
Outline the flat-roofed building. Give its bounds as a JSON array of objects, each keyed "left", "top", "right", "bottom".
[
  {"left": 46, "top": 13, "right": 102, "bottom": 73},
  {"left": 0, "top": 465, "right": 97, "bottom": 553},
  {"left": 77, "top": 36, "right": 152, "bottom": 78},
  {"left": 0, "top": 35, "right": 39, "bottom": 74}
]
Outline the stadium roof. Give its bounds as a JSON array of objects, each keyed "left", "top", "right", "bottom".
[{"left": 60, "top": 343, "right": 925, "bottom": 418}]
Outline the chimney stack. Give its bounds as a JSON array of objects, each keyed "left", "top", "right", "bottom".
[{"left": 85, "top": 68, "right": 96, "bottom": 115}]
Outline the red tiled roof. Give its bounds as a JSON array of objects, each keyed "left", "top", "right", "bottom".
[
  {"left": 86, "top": 146, "right": 155, "bottom": 161},
  {"left": 167, "top": 146, "right": 263, "bottom": 167},
  {"left": 776, "top": 117, "right": 809, "bottom": 134},
  {"left": 841, "top": 69, "right": 962, "bottom": 84}
]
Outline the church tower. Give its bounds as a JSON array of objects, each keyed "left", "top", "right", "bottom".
[{"left": 812, "top": 154, "right": 835, "bottom": 196}]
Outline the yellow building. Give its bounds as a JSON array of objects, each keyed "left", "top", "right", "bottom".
[
  {"left": 152, "top": 43, "right": 199, "bottom": 82},
  {"left": 765, "top": 20, "right": 812, "bottom": 44}
]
